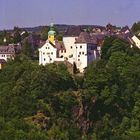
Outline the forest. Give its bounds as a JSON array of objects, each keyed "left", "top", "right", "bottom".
[{"left": 0, "top": 36, "right": 140, "bottom": 140}]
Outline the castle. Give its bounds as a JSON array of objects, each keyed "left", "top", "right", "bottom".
[{"left": 39, "top": 24, "right": 100, "bottom": 73}]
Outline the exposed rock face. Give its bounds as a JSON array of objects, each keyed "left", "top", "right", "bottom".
[
  {"left": 72, "top": 101, "right": 93, "bottom": 135},
  {"left": 24, "top": 111, "right": 50, "bottom": 130}
]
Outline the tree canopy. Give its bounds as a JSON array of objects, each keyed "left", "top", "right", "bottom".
[{"left": 0, "top": 36, "right": 140, "bottom": 139}]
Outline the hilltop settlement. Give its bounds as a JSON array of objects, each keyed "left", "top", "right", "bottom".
[
  {"left": 0, "top": 23, "right": 140, "bottom": 71},
  {"left": 1, "top": 22, "right": 140, "bottom": 139}
]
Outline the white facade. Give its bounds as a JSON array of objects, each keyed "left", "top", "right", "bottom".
[
  {"left": 132, "top": 35, "right": 140, "bottom": 49},
  {"left": 39, "top": 40, "right": 64, "bottom": 65},
  {"left": 62, "top": 37, "right": 77, "bottom": 60},
  {"left": 0, "top": 54, "right": 14, "bottom": 61},
  {"left": 75, "top": 43, "right": 98, "bottom": 72},
  {"left": 39, "top": 36, "right": 99, "bottom": 73},
  {"left": 0, "top": 45, "right": 15, "bottom": 61}
]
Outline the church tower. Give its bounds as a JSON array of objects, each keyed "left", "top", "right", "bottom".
[{"left": 48, "top": 23, "right": 56, "bottom": 44}]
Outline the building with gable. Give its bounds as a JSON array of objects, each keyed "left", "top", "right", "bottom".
[
  {"left": 39, "top": 24, "right": 100, "bottom": 73},
  {"left": 0, "top": 44, "right": 17, "bottom": 61}
]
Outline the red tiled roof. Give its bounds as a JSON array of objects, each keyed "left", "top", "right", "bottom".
[
  {"left": 64, "top": 25, "right": 82, "bottom": 37},
  {"left": 0, "top": 45, "right": 15, "bottom": 54},
  {"left": 75, "top": 32, "right": 97, "bottom": 44}
]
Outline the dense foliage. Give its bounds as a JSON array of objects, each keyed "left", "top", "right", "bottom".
[
  {"left": 0, "top": 37, "right": 140, "bottom": 139},
  {"left": 131, "top": 21, "right": 140, "bottom": 34}
]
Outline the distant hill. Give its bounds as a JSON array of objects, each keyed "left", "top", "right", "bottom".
[{"left": 3, "top": 24, "right": 106, "bottom": 33}]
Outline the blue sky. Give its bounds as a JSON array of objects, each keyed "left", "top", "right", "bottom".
[{"left": 1, "top": 0, "right": 140, "bottom": 29}]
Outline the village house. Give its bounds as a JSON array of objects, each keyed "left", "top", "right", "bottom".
[
  {"left": 0, "top": 45, "right": 16, "bottom": 61},
  {"left": 118, "top": 26, "right": 140, "bottom": 49},
  {"left": 39, "top": 24, "right": 100, "bottom": 73},
  {"left": 0, "top": 44, "right": 21, "bottom": 62},
  {"left": 0, "top": 44, "right": 16, "bottom": 69}
]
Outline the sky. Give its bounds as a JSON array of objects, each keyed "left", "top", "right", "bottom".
[{"left": 0, "top": 0, "right": 140, "bottom": 29}]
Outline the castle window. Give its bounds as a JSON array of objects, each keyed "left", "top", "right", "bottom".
[
  {"left": 69, "top": 54, "right": 73, "bottom": 58},
  {"left": 71, "top": 46, "right": 72, "bottom": 49},
  {"left": 64, "top": 50, "right": 66, "bottom": 53},
  {"left": 51, "top": 52, "right": 53, "bottom": 55},
  {"left": 43, "top": 52, "right": 45, "bottom": 55},
  {"left": 82, "top": 52, "right": 84, "bottom": 54},
  {"left": 78, "top": 59, "right": 80, "bottom": 61},
  {"left": 80, "top": 46, "right": 82, "bottom": 48},
  {"left": 79, "top": 52, "right": 81, "bottom": 55},
  {"left": 44, "top": 58, "right": 46, "bottom": 61},
  {"left": 48, "top": 47, "right": 50, "bottom": 49}
]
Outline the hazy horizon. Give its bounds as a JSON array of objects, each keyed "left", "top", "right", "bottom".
[{"left": 1, "top": 0, "right": 140, "bottom": 30}]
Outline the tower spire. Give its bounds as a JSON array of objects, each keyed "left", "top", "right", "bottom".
[{"left": 48, "top": 22, "right": 56, "bottom": 44}]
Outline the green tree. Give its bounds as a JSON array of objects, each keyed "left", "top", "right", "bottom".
[
  {"left": 21, "top": 39, "right": 33, "bottom": 57},
  {"left": 13, "top": 28, "right": 21, "bottom": 44},
  {"left": 41, "top": 26, "right": 49, "bottom": 41},
  {"left": 131, "top": 22, "right": 140, "bottom": 34}
]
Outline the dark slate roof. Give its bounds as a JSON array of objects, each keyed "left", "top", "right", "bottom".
[
  {"left": 121, "top": 26, "right": 130, "bottom": 33},
  {"left": 48, "top": 40, "right": 66, "bottom": 50},
  {"left": 75, "top": 32, "right": 97, "bottom": 44},
  {"left": 55, "top": 40, "right": 66, "bottom": 50},
  {"left": 0, "top": 45, "right": 15, "bottom": 54},
  {"left": 125, "top": 32, "right": 134, "bottom": 38},
  {"left": 0, "top": 59, "right": 6, "bottom": 63},
  {"left": 64, "top": 25, "right": 82, "bottom": 37},
  {"left": 90, "top": 34, "right": 105, "bottom": 40}
]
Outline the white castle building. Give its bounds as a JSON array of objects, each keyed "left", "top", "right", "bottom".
[{"left": 39, "top": 24, "right": 100, "bottom": 73}]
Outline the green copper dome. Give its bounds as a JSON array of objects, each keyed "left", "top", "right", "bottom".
[{"left": 48, "top": 30, "right": 56, "bottom": 36}]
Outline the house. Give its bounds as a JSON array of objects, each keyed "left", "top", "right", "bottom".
[
  {"left": 61, "top": 25, "right": 82, "bottom": 64},
  {"left": 119, "top": 26, "right": 140, "bottom": 49},
  {"left": 0, "top": 44, "right": 21, "bottom": 62},
  {"left": 39, "top": 24, "right": 65, "bottom": 65},
  {"left": 0, "top": 45, "right": 15, "bottom": 61},
  {"left": 75, "top": 32, "right": 100, "bottom": 72},
  {"left": 131, "top": 35, "right": 140, "bottom": 49},
  {"left": 39, "top": 24, "right": 100, "bottom": 73}
]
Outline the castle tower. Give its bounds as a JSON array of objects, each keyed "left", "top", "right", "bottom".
[{"left": 48, "top": 23, "right": 56, "bottom": 44}]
